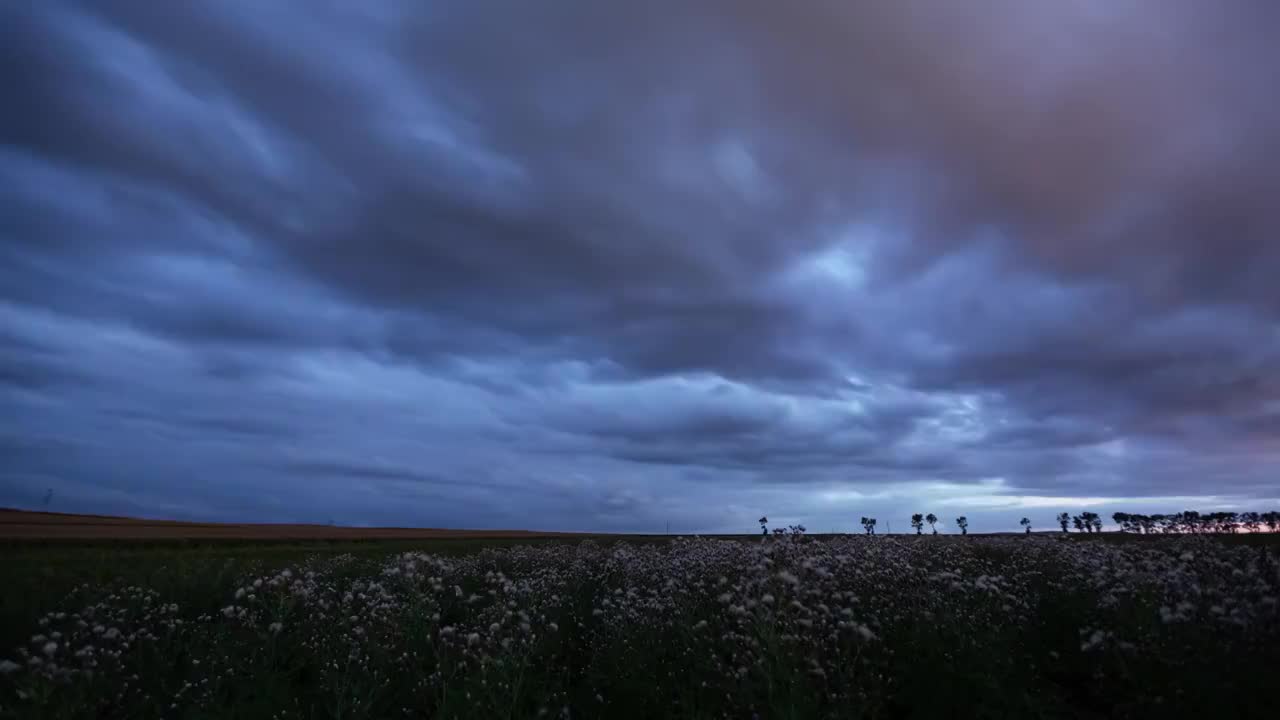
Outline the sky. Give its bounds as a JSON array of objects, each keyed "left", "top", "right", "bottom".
[{"left": 3, "top": 1, "right": 1279, "bottom": 534}]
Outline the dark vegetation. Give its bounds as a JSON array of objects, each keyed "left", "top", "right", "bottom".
[{"left": 1, "top": 531, "right": 1277, "bottom": 719}]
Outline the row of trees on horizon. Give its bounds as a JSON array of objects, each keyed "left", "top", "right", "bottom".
[
  {"left": 758, "top": 510, "right": 1280, "bottom": 536},
  {"left": 1108, "top": 510, "right": 1279, "bottom": 534}
]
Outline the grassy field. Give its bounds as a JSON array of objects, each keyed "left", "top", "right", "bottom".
[{"left": 1, "top": 532, "right": 1276, "bottom": 719}]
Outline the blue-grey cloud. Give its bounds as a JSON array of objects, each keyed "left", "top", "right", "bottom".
[{"left": 2, "top": 0, "right": 1278, "bottom": 532}]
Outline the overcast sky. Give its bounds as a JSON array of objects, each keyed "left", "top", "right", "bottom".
[{"left": 3, "top": 1, "right": 1278, "bottom": 533}]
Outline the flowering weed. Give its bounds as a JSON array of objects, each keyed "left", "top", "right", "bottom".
[{"left": 1, "top": 535, "right": 1276, "bottom": 718}]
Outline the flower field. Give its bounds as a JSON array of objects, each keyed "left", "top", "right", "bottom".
[{"left": 2, "top": 535, "right": 1276, "bottom": 719}]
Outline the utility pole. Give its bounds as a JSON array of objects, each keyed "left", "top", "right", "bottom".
[{"left": 665, "top": 520, "right": 669, "bottom": 535}]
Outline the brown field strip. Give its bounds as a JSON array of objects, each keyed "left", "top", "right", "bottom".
[{"left": 0, "top": 509, "right": 590, "bottom": 540}]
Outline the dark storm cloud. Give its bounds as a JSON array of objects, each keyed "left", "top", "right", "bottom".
[
  {"left": 509, "top": 376, "right": 954, "bottom": 478},
  {"left": 2, "top": 0, "right": 1278, "bottom": 530}
]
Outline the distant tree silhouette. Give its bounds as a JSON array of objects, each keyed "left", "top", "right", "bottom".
[
  {"left": 860, "top": 516, "right": 877, "bottom": 535},
  {"left": 1180, "top": 511, "right": 1202, "bottom": 533},
  {"left": 1205, "top": 512, "right": 1225, "bottom": 533},
  {"left": 926, "top": 513, "right": 938, "bottom": 535},
  {"left": 1081, "top": 512, "right": 1102, "bottom": 533},
  {"left": 955, "top": 516, "right": 968, "bottom": 535},
  {"left": 1081, "top": 509, "right": 1280, "bottom": 535},
  {"left": 1112, "top": 512, "right": 1131, "bottom": 532},
  {"left": 1241, "top": 512, "right": 1261, "bottom": 533},
  {"left": 1214, "top": 512, "right": 1240, "bottom": 533},
  {"left": 911, "top": 513, "right": 925, "bottom": 535},
  {"left": 1072, "top": 515, "right": 1086, "bottom": 533},
  {"left": 1020, "top": 517, "right": 1031, "bottom": 534},
  {"left": 759, "top": 516, "right": 769, "bottom": 536},
  {"left": 1114, "top": 512, "right": 1166, "bottom": 534},
  {"left": 1057, "top": 512, "right": 1070, "bottom": 533}
]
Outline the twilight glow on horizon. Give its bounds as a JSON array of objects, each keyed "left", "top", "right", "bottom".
[{"left": 2, "top": 1, "right": 1278, "bottom": 532}]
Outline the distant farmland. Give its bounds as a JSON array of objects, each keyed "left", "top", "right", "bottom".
[{"left": 0, "top": 509, "right": 591, "bottom": 541}]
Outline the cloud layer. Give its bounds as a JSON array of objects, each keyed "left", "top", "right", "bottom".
[{"left": 3, "top": 1, "right": 1278, "bottom": 532}]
